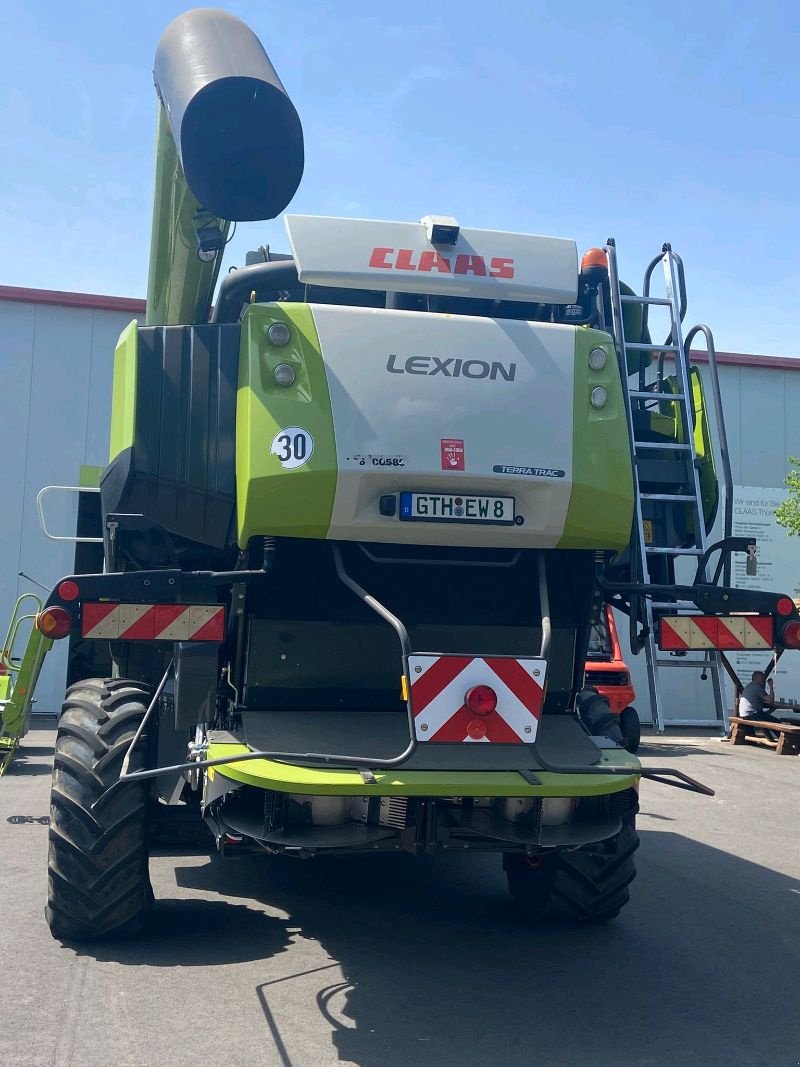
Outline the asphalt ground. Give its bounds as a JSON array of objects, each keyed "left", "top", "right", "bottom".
[{"left": 1, "top": 724, "right": 798, "bottom": 1067}]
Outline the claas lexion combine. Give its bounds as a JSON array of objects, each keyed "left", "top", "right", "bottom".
[{"left": 3, "top": 9, "right": 798, "bottom": 938}]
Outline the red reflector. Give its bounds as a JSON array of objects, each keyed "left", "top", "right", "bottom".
[
  {"left": 467, "top": 718, "right": 487, "bottom": 740},
  {"left": 58, "top": 580, "right": 80, "bottom": 602},
  {"left": 37, "top": 606, "right": 72, "bottom": 640},
  {"left": 781, "top": 620, "right": 800, "bottom": 649},
  {"left": 776, "top": 596, "right": 795, "bottom": 617},
  {"left": 465, "top": 685, "right": 497, "bottom": 716}
]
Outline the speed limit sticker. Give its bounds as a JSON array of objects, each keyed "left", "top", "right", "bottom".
[{"left": 270, "top": 427, "right": 314, "bottom": 469}]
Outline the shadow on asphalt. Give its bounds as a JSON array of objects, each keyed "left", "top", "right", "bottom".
[
  {"left": 6, "top": 757, "right": 54, "bottom": 776},
  {"left": 637, "top": 742, "right": 721, "bottom": 758},
  {"left": 72, "top": 897, "right": 292, "bottom": 967},
  {"left": 72, "top": 830, "right": 800, "bottom": 1065}
]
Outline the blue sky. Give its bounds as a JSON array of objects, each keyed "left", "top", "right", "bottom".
[{"left": 1, "top": 0, "right": 798, "bottom": 356}]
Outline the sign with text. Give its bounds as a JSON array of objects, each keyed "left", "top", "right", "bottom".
[{"left": 729, "top": 485, "right": 800, "bottom": 707}]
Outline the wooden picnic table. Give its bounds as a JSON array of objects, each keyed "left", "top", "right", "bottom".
[{"left": 729, "top": 716, "right": 800, "bottom": 755}]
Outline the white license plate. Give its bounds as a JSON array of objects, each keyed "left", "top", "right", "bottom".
[{"left": 399, "top": 492, "right": 515, "bottom": 525}]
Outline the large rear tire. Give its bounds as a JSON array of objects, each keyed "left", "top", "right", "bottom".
[
  {"left": 46, "top": 678, "right": 153, "bottom": 940},
  {"left": 505, "top": 821, "right": 639, "bottom": 923}
]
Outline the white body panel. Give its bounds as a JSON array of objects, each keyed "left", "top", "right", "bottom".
[
  {"left": 286, "top": 215, "right": 578, "bottom": 304},
  {"left": 310, "top": 305, "right": 576, "bottom": 548}
]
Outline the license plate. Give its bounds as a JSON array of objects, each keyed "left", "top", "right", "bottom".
[{"left": 399, "top": 492, "right": 515, "bottom": 525}]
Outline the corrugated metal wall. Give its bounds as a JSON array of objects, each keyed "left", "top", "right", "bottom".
[
  {"left": 0, "top": 296, "right": 136, "bottom": 714},
  {"left": 622, "top": 359, "right": 800, "bottom": 723}
]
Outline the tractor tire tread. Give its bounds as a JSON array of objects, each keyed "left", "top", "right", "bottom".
[
  {"left": 507, "top": 822, "right": 639, "bottom": 924},
  {"left": 46, "top": 678, "right": 152, "bottom": 941}
]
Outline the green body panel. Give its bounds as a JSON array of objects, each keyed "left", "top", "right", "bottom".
[
  {"left": 0, "top": 627, "right": 52, "bottom": 773},
  {"left": 79, "top": 465, "right": 103, "bottom": 489},
  {"left": 145, "top": 106, "right": 230, "bottom": 326},
  {"left": 208, "top": 742, "right": 640, "bottom": 796},
  {"left": 236, "top": 303, "right": 338, "bottom": 545},
  {"left": 557, "top": 329, "right": 634, "bottom": 551},
  {"left": 108, "top": 320, "right": 138, "bottom": 462}
]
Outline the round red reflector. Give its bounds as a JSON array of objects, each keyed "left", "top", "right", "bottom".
[
  {"left": 781, "top": 620, "right": 800, "bottom": 649},
  {"left": 36, "top": 606, "right": 72, "bottom": 640},
  {"left": 58, "top": 580, "right": 80, "bottom": 602},
  {"left": 776, "top": 596, "right": 795, "bottom": 617},
  {"left": 465, "top": 685, "right": 497, "bottom": 716},
  {"left": 467, "top": 719, "right": 487, "bottom": 740}
]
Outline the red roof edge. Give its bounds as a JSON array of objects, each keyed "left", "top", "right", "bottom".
[
  {"left": 687, "top": 348, "right": 800, "bottom": 371},
  {"left": 0, "top": 285, "right": 798, "bottom": 369},
  {"left": 0, "top": 284, "right": 146, "bottom": 315}
]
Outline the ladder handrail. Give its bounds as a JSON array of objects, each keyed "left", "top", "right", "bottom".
[
  {"left": 684, "top": 323, "right": 734, "bottom": 586},
  {"left": 1, "top": 593, "right": 43, "bottom": 673},
  {"left": 662, "top": 251, "right": 709, "bottom": 580},
  {"left": 36, "top": 485, "right": 103, "bottom": 544}
]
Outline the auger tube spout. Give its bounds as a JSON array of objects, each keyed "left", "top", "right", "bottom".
[{"left": 147, "top": 7, "right": 304, "bottom": 325}]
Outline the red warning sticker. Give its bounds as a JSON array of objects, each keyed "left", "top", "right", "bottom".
[{"left": 441, "top": 438, "right": 465, "bottom": 471}]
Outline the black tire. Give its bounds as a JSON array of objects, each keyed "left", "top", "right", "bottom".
[
  {"left": 46, "top": 678, "right": 153, "bottom": 940},
  {"left": 619, "top": 706, "right": 641, "bottom": 753},
  {"left": 506, "top": 821, "right": 639, "bottom": 923}
]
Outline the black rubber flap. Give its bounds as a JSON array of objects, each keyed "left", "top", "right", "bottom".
[{"left": 240, "top": 710, "right": 601, "bottom": 771}]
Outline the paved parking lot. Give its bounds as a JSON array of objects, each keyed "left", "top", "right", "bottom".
[{"left": 1, "top": 724, "right": 798, "bottom": 1067}]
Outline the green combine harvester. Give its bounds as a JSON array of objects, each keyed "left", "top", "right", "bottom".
[{"left": 3, "top": 9, "right": 799, "bottom": 936}]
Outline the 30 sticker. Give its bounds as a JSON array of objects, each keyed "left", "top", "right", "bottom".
[{"left": 270, "top": 427, "right": 314, "bottom": 469}]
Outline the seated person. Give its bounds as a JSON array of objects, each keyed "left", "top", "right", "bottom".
[{"left": 738, "top": 671, "right": 791, "bottom": 736}]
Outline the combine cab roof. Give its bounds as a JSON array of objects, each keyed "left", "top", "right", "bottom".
[{"left": 284, "top": 215, "right": 579, "bottom": 305}]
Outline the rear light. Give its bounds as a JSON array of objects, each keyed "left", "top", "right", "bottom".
[
  {"left": 588, "top": 347, "right": 607, "bottom": 371},
  {"left": 467, "top": 719, "right": 488, "bottom": 740},
  {"left": 776, "top": 596, "right": 795, "bottom": 617},
  {"left": 465, "top": 685, "right": 497, "bottom": 716},
  {"left": 57, "top": 580, "right": 80, "bottom": 602},
  {"left": 37, "top": 606, "right": 72, "bottom": 639},
  {"left": 780, "top": 620, "right": 800, "bottom": 649}
]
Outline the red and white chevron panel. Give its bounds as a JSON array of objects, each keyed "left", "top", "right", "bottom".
[
  {"left": 658, "top": 615, "right": 773, "bottom": 651},
  {"left": 408, "top": 654, "right": 546, "bottom": 743},
  {"left": 81, "top": 603, "right": 225, "bottom": 642}
]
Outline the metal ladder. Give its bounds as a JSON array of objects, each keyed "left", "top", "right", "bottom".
[{"left": 606, "top": 242, "right": 727, "bottom": 733}]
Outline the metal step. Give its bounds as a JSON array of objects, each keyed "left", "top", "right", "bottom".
[
  {"left": 645, "top": 546, "right": 703, "bottom": 555},
  {"left": 640, "top": 492, "right": 697, "bottom": 501},
  {"left": 620, "top": 295, "right": 672, "bottom": 307},
  {"left": 655, "top": 659, "right": 714, "bottom": 670},
  {"left": 624, "top": 342, "right": 679, "bottom": 352},
  {"left": 633, "top": 441, "right": 691, "bottom": 451},
  {"left": 629, "top": 390, "right": 685, "bottom": 401}
]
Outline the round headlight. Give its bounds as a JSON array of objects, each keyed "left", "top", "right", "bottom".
[
  {"left": 266, "top": 322, "right": 291, "bottom": 346},
  {"left": 273, "top": 363, "right": 296, "bottom": 387},
  {"left": 588, "top": 346, "right": 607, "bottom": 371},
  {"left": 590, "top": 386, "right": 608, "bottom": 409}
]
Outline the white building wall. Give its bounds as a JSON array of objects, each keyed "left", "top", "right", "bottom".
[
  {"left": 622, "top": 358, "right": 800, "bottom": 724},
  {"left": 0, "top": 294, "right": 138, "bottom": 714}
]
